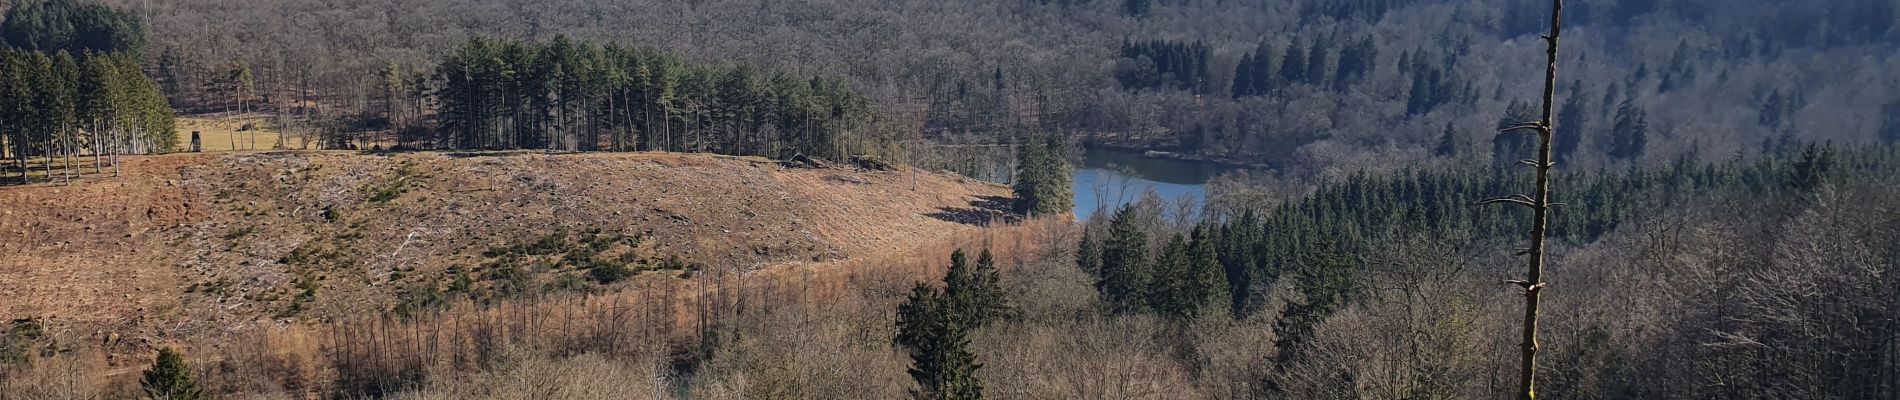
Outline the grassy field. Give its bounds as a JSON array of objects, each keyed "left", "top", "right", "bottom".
[{"left": 174, "top": 113, "right": 297, "bottom": 152}]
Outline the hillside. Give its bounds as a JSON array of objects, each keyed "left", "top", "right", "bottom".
[{"left": 0, "top": 151, "right": 1012, "bottom": 349}]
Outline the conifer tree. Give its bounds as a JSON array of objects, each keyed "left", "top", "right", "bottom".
[
  {"left": 1148, "top": 234, "right": 1193, "bottom": 319},
  {"left": 1011, "top": 131, "right": 1073, "bottom": 216},
  {"left": 1076, "top": 227, "right": 1102, "bottom": 275},
  {"left": 1437, "top": 122, "right": 1461, "bottom": 157},
  {"left": 1879, "top": 97, "right": 1900, "bottom": 144},
  {"left": 1555, "top": 80, "right": 1589, "bottom": 159},
  {"left": 1279, "top": 42, "right": 1307, "bottom": 85},
  {"left": 1097, "top": 205, "right": 1151, "bottom": 313},
  {"left": 897, "top": 249, "right": 999, "bottom": 400},
  {"left": 1150, "top": 231, "right": 1227, "bottom": 321},
  {"left": 141, "top": 348, "right": 205, "bottom": 400},
  {"left": 1608, "top": 98, "right": 1647, "bottom": 160}
]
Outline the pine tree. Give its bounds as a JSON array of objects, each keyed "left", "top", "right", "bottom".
[
  {"left": 896, "top": 250, "right": 996, "bottom": 400},
  {"left": 1608, "top": 98, "right": 1647, "bottom": 161},
  {"left": 1882, "top": 97, "right": 1900, "bottom": 145},
  {"left": 1494, "top": 100, "right": 1539, "bottom": 167},
  {"left": 1186, "top": 225, "right": 1228, "bottom": 319},
  {"left": 1231, "top": 53, "right": 1255, "bottom": 99},
  {"left": 1121, "top": 0, "right": 1152, "bottom": 17},
  {"left": 1279, "top": 42, "right": 1307, "bottom": 85},
  {"left": 1251, "top": 41, "right": 1276, "bottom": 95},
  {"left": 941, "top": 249, "right": 1007, "bottom": 328},
  {"left": 1148, "top": 234, "right": 1193, "bottom": 319},
  {"left": 1076, "top": 227, "right": 1102, "bottom": 275},
  {"left": 1787, "top": 143, "right": 1835, "bottom": 192},
  {"left": 141, "top": 348, "right": 205, "bottom": 400},
  {"left": 1303, "top": 36, "right": 1331, "bottom": 85},
  {"left": 1011, "top": 131, "right": 1073, "bottom": 216},
  {"left": 1437, "top": 122, "right": 1461, "bottom": 157},
  {"left": 1555, "top": 80, "right": 1589, "bottom": 160},
  {"left": 1098, "top": 205, "right": 1151, "bottom": 313}
]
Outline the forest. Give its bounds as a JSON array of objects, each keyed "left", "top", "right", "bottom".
[
  {"left": 0, "top": 0, "right": 172, "bottom": 184},
  {"left": 46, "top": 0, "right": 1892, "bottom": 174},
  {"left": 427, "top": 36, "right": 871, "bottom": 159},
  {"left": 0, "top": 0, "right": 1897, "bottom": 399}
]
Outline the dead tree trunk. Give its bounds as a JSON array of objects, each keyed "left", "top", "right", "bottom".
[{"left": 1480, "top": 1, "right": 1563, "bottom": 399}]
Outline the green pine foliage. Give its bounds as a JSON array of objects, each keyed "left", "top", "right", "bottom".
[
  {"left": 1011, "top": 131, "right": 1074, "bottom": 216},
  {"left": 1493, "top": 100, "right": 1540, "bottom": 167},
  {"left": 141, "top": 348, "right": 206, "bottom": 400},
  {"left": 897, "top": 248, "right": 1008, "bottom": 400},
  {"left": 433, "top": 36, "right": 870, "bottom": 159},
  {"left": 1081, "top": 140, "right": 1900, "bottom": 325},
  {"left": 1115, "top": 39, "right": 1211, "bottom": 93},
  {"left": 941, "top": 249, "right": 1009, "bottom": 328},
  {"left": 0, "top": 0, "right": 148, "bottom": 55},
  {"left": 1231, "top": 40, "right": 1276, "bottom": 99},
  {"left": 2, "top": 48, "right": 174, "bottom": 183},
  {"left": 1403, "top": 49, "right": 1473, "bottom": 115},
  {"left": 1556, "top": 81, "right": 1591, "bottom": 160},
  {"left": 1874, "top": 97, "right": 1900, "bottom": 146},
  {"left": 1608, "top": 98, "right": 1649, "bottom": 160},
  {"left": 1436, "top": 123, "right": 1461, "bottom": 157},
  {"left": 1147, "top": 229, "right": 1227, "bottom": 321},
  {"left": 1095, "top": 206, "right": 1152, "bottom": 314}
]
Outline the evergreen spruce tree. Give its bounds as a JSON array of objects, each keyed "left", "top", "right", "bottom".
[
  {"left": 1251, "top": 41, "right": 1276, "bottom": 95},
  {"left": 1148, "top": 234, "right": 1193, "bottom": 319},
  {"left": 1555, "top": 80, "right": 1589, "bottom": 160},
  {"left": 1494, "top": 100, "right": 1539, "bottom": 167},
  {"left": 1076, "top": 227, "right": 1102, "bottom": 276},
  {"left": 141, "top": 348, "right": 205, "bottom": 400},
  {"left": 1232, "top": 53, "right": 1255, "bottom": 99},
  {"left": 897, "top": 249, "right": 1002, "bottom": 400},
  {"left": 1279, "top": 42, "right": 1307, "bottom": 85},
  {"left": 1186, "top": 225, "right": 1228, "bottom": 319},
  {"left": 1011, "top": 131, "right": 1073, "bottom": 216},
  {"left": 1436, "top": 122, "right": 1461, "bottom": 157},
  {"left": 1098, "top": 205, "right": 1151, "bottom": 313},
  {"left": 940, "top": 249, "right": 1007, "bottom": 328},
  {"left": 1608, "top": 98, "right": 1647, "bottom": 160},
  {"left": 1879, "top": 97, "right": 1900, "bottom": 144},
  {"left": 1012, "top": 134, "right": 1051, "bottom": 215}
]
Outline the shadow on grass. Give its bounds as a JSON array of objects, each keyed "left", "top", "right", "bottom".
[{"left": 925, "top": 195, "right": 1022, "bottom": 226}]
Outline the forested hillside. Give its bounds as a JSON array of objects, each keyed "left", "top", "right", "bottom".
[
  {"left": 0, "top": 0, "right": 173, "bottom": 185},
  {"left": 63, "top": 0, "right": 1900, "bottom": 172},
  {"left": 2, "top": 0, "right": 1898, "bottom": 398}
]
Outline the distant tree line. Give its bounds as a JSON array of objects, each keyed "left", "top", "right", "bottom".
[
  {"left": 1232, "top": 35, "right": 1378, "bottom": 99},
  {"left": 430, "top": 36, "right": 872, "bottom": 160},
  {"left": 1, "top": 0, "right": 173, "bottom": 184},
  {"left": 1078, "top": 139, "right": 1890, "bottom": 382},
  {"left": 1114, "top": 39, "right": 1211, "bottom": 93},
  {"left": 0, "top": 0, "right": 147, "bottom": 56}
]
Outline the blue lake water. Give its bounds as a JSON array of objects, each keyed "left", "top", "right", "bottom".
[{"left": 1071, "top": 147, "right": 1248, "bottom": 220}]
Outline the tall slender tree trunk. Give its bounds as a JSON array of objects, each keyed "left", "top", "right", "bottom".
[
  {"left": 63, "top": 124, "right": 75, "bottom": 182},
  {"left": 1488, "top": 1, "right": 1565, "bottom": 399},
  {"left": 93, "top": 126, "right": 102, "bottom": 174}
]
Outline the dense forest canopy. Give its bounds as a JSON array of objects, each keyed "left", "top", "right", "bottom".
[
  {"left": 67, "top": 0, "right": 1898, "bottom": 173},
  {"left": 0, "top": 0, "right": 172, "bottom": 184},
  {"left": 0, "top": 0, "right": 147, "bottom": 55},
  {"left": 427, "top": 36, "right": 872, "bottom": 158}
]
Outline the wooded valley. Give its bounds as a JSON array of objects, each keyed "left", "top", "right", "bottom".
[{"left": 0, "top": 0, "right": 1897, "bottom": 399}]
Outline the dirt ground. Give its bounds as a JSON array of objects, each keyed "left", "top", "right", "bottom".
[{"left": 0, "top": 150, "right": 1019, "bottom": 361}]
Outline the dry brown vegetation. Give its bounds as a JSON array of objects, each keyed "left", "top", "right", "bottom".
[{"left": 0, "top": 149, "right": 1014, "bottom": 389}]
